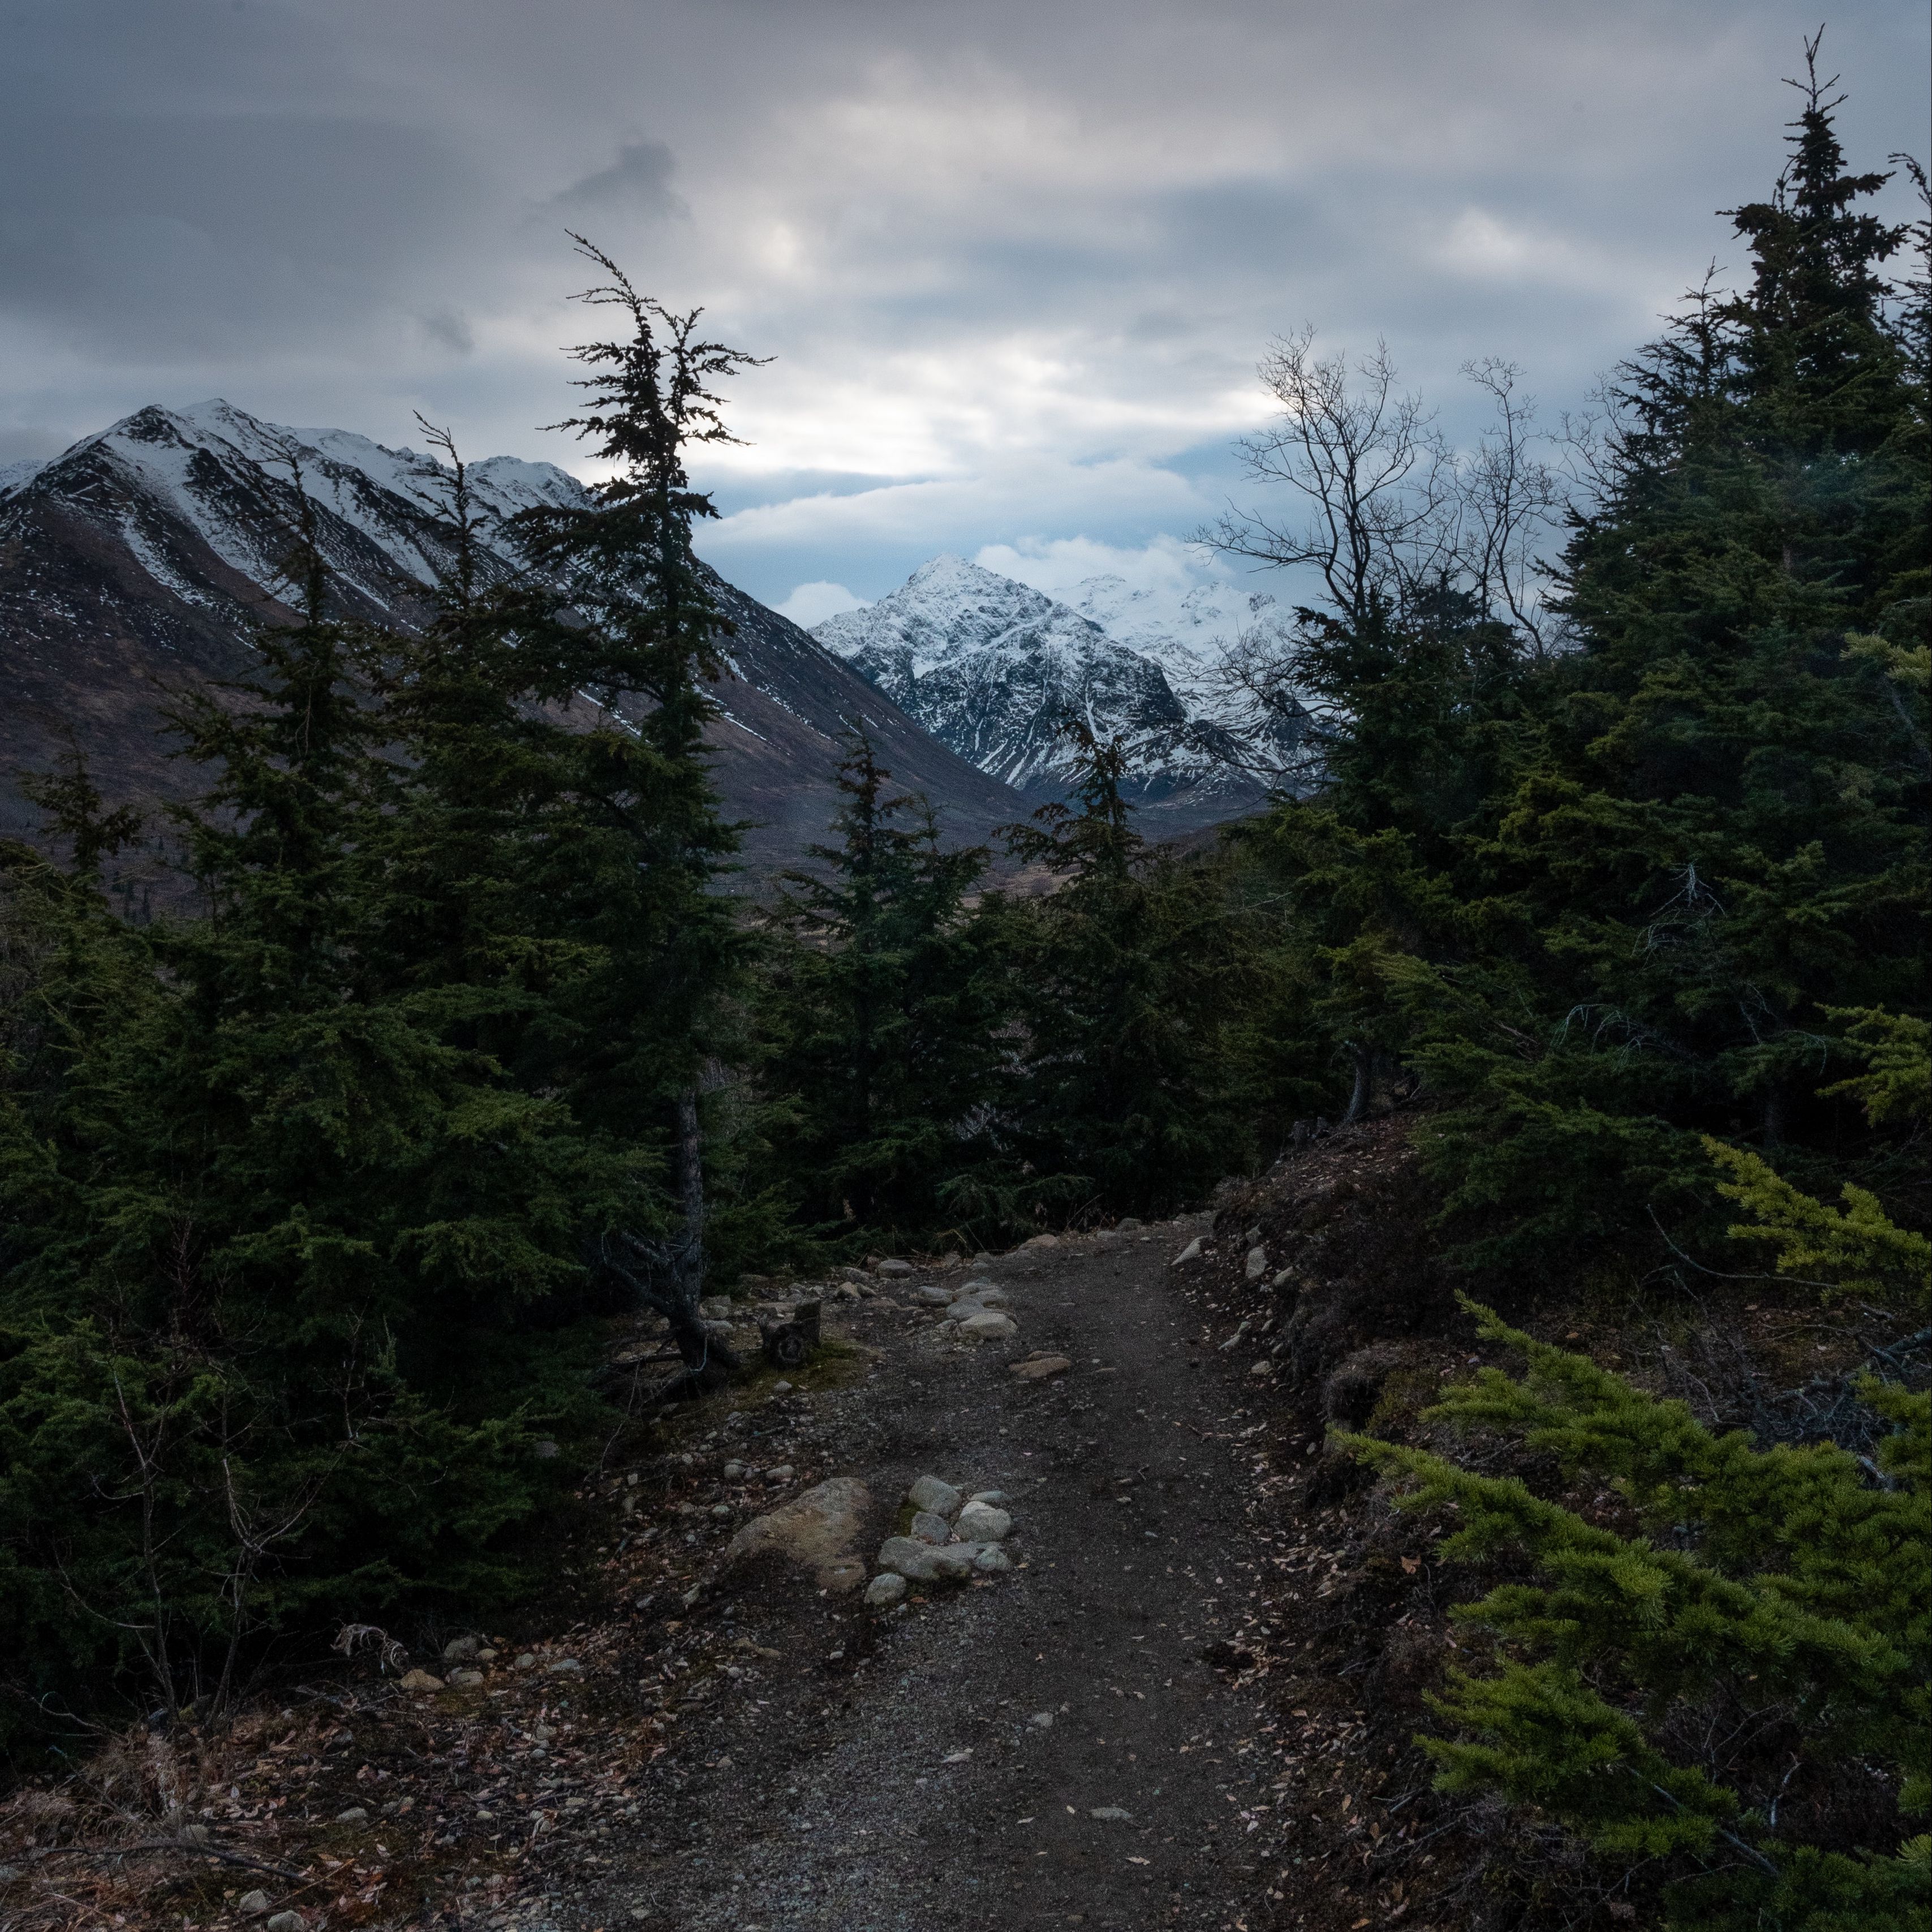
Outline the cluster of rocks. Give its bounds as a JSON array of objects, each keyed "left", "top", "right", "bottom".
[
  {"left": 916, "top": 1277, "right": 1018, "bottom": 1341},
  {"left": 864, "top": 1474, "right": 1016, "bottom": 1606},
  {"left": 397, "top": 1634, "right": 597, "bottom": 1693}
]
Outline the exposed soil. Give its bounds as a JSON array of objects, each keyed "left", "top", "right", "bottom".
[{"left": 562, "top": 1215, "right": 1291, "bottom": 1932}]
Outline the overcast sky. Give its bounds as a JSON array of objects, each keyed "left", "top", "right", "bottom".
[{"left": 3, "top": 0, "right": 1926, "bottom": 615}]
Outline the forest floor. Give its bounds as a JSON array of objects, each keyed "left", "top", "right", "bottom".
[
  {"left": 2, "top": 1209, "right": 1372, "bottom": 1932},
  {"left": 12, "top": 1121, "right": 1890, "bottom": 1931}
]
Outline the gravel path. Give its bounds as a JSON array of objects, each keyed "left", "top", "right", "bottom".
[{"left": 564, "top": 1219, "right": 1280, "bottom": 1932}]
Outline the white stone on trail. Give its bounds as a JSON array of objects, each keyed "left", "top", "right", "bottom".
[
  {"left": 958, "top": 1311, "right": 1018, "bottom": 1340},
  {"left": 864, "top": 1571, "right": 907, "bottom": 1608},
  {"left": 907, "top": 1475, "right": 963, "bottom": 1517},
  {"left": 1173, "top": 1237, "right": 1203, "bottom": 1265},
  {"left": 236, "top": 1891, "right": 270, "bottom": 1917},
  {"left": 970, "top": 1490, "right": 1009, "bottom": 1506},
  {"left": 1021, "top": 1233, "right": 1061, "bottom": 1248},
  {"left": 972, "top": 1544, "right": 1013, "bottom": 1574},
  {"left": 877, "top": 1259, "right": 915, "bottom": 1276},
  {"left": 914, "top": 1285, "right": 956, "bottom": 1306},
  {"left": 1027, "top": 1710, "right": 1055, "bottom": 1728},
  {"left": 1245, "top": 1245, "right": 1268, "bottom": 1280},
  {"left": 399, "top": 1669, "right": 442, "bottom": 1692},
  {"left": 955, "top": 1500, "right": 1012, "bottom": 1542},
  {"left": 926, "top": 1546, "right": 977, "bottom": 1581},
  {"left": 1089, "top": 1806, "right": 1133, "bottom": 1822},
  {"left": 909, "top": 1509, "right": 953, "bottom": 1544}
]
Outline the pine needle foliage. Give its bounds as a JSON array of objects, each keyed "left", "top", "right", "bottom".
[
  {"left": 1234, "top": 57, "right": 1929, "bottom": 1279},
  {"left": 1349, "top": 1301, "right": 1931, "bottom": 1930},
  {"left": 989, "top": 723, "right": 1253, "bottom": 1217},
  {"left": 0, "top": 244, "right": 768, "bottom": 1748},
  {"left": 759, "top": 728, "right": 1006, "bottom": 1243}
]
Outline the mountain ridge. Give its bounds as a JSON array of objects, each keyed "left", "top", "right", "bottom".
[
  {"left": 0, "top": 402, "right": 1026, "bottom": 876},
  {"left": 812, "top": 554, "right": 1301, "bottom": 820}
]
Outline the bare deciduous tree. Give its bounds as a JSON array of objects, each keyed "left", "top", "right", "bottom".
[
  {"left": 1202, "top": 333, "right": 1569, "bottom": 772},
  {"left": 1207, "top": 328, "right": 1453, "bottom": 627}
]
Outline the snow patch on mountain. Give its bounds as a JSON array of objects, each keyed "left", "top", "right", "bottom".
[{"left": 811, "top": 554, "right": 1266, "bottom": 803}]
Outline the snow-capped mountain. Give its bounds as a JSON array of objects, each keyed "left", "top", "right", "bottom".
[
  {"left": 811, "top": 556, "right": 1273, "bottom": 812},
  {"left": 0, "top": 402, "right": 1021, "bottom": 870}
]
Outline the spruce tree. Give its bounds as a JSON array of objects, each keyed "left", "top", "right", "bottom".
[
  {"left": 1350, "top": 1305, "right": 1931, "bottom": 1930},
  {"left": 506, "top": 238, "right": 765, "bottom": 1385},
  {"left": 1236, "top": 57, "right": 1928, "bottom": 1275},
  {"left": 995, "top": 723, "right": 1249, "bottom": 1217},
  {"left": 760, "top": 730, "right": 1005, "bottom": 1243}
]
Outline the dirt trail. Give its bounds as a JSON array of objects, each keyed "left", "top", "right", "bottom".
[{"left": 566, "top": 1219, "right": 1284, "bottom": 1932}]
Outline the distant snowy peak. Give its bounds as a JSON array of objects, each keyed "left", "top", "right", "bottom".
[
  {"left": 10, "top": 398, "right": 590, "bottom": 608},
  {"left": 811, "top": 554, "right": 1263, "bottom": 804}
]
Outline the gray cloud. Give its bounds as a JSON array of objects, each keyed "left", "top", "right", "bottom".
[
  {"left": 0, "top": 0, "right": 1924, "bottom": 606},
  {"left": 549, "top": 141, "right": 686, "bottom": 220}
]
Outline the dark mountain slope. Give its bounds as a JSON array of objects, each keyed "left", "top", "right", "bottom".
[{"left": 0, "top": 403, "right": 1022, "bottom": 874}]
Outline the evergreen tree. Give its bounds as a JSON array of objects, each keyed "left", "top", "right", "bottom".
[
  {"left": 993, "top": 723, "right": 1250, "bottom": 1218},
  {"left": 760, "top": 729, "right": 1005, "bottom": 1242},
  {"left": 504, "top": 238, "right": 766, "bottom": 1385},
  {"left": 1350, "top": 1305, "right": 1931, "bottom": 1930},
  {"left": 1236, "top": 58, "right": 1928, "bottom": 1276}
]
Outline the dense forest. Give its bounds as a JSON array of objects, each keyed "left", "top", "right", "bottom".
[{"left": 2, "top": 66, "right": 1926, "bottom": 1931}]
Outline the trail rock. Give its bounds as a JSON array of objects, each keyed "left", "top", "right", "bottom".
[
  {"left": 447, "top": 1668, "right": 484, "bottom": 1687},
  {"left": 970, "top": 1490, "right": 1009, "bottom": 1505},
  {"left": 399, "top": 1669, "right": 442, "bottom": 1692},
  {"left": 909, "top": 1509, "right": 953, "bottom": 1544},
  {"left": 907, "top": 1475, "right": 963, "bottom": 1517},
  {"left": 926, "top": 1545, "right": 978, "bottom": 1581},
  {"left": 1010, "top": 1354, "right": 1071, "bottom": 1381},
  {"left": 723, "top": 1476, "right": 871, "bottom": 1592},
  {"left": 957, "top": 1311, "right": 1018, "bottom": 1341},
  {"left": 877, "top": 1259, "right": 915, "bottom": 1277},
  {"left": 914, "top": 1286, "right": 956, "bottom": 1306},
  {"left": 441, "top": 1634, "right": 480, "bottom": 1662},
  {"left": 864, "top": 1571, "right": 908, "bottom": 1608},
  {"left": 973, "top": 1544, "right": 1014, "bottom": 1574},
  {"left": 956, "top": 1500, "right": 1012, "bottom": 1542},
  {"left": 1245, "top": 1245, "right": 1268, "bottom": 1280},
  {"left": 265, "top": 1916, "right": 306, "bottom": 1932},
  {"left": 237, "top": 1891, "right": 270, "bottom": 1916},
  {"left": 1022, "top": 1233, "right": 1061, "bottom": 1249},
  {"left": 876, "top": 1535, "right": 944, "bottom": 1582},
  {"left": 1174, "top": 1237, "right": 1203, "bottom": 1265}
]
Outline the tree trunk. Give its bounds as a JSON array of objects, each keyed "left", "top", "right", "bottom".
[
  {"left": 1342, "top": 1043, "right": 1374, "bottom": 1125},
  {"left": 659, "top": 1084, "right": 739, "bottom": 1395}
]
